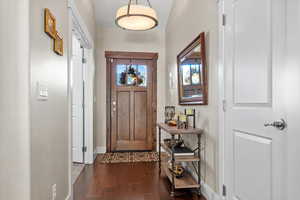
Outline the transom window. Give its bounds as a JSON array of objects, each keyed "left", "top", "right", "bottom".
[{"left": 116, "top": 64, "right": 147, "bottom": 87}]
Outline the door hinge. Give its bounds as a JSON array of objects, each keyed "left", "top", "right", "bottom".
[
  {"left": 222, "top": 14, "right": 226, "bottom": 26},
  {"left": 222, "top": 99, "right": 227, "bottom": 112},
  {"left": 222, "top": 184, "right": 227, "bottom": 196},
  {"left": 82, "top": 58, "right": 87, "bottom": 64},
  {"left": 82, "top": 146, "right": 87, "bottom": 153}
]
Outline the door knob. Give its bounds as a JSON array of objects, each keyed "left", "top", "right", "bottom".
[{"left": 264, "top": 119, "right": 287, "bottom": 130}]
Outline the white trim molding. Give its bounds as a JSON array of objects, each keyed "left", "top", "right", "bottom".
[
  {"left": 201, "top": 182, "right": 223, "bottom": 200},
  {"left": 67, "top": 0, "right": 94, "bottom": 49},
  {"left": 217, "top": 0, "right": 226, "bottom": 197},
  {"left": 65, "top": 194, "right": 72, "bottom": 200}
]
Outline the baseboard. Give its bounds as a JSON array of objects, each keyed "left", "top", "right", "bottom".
[
  {"left": 201, "top": 182, "right": 222, "bottom": 200},
  {"left": 183, "top": 163, "right": 222, "bottom": 200},
  {"left": 96, "top": 146, "right": 106, "bottom": 154},
  {"left": 93, "top": 148, "right": 98, "bottom": 161},
  {"left": 65, "top": 193, "right": 72, "bottom": 200}
]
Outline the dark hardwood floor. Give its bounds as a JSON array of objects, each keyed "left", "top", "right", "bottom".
[{"left": 74, "top": 156, "right": 206, "bottom": 200}]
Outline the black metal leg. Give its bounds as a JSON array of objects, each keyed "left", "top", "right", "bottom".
[
  {"left": 197, "top": 134, "right": 201, "bottom": 196},
  {"left": 159, "top": 127, "right": 161, "bottom": 174},
  {"left": 171, "top": 134, "right": 175, "bottom": 197}
]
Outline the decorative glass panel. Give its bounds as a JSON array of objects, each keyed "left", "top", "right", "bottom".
[
  {"left": 116, "top": 64, "right": 147, "bottom": 87},
  {"left": 137, "top": 65, "right": 147, "bottom": 87},
  {"left": 116, "top": 64, "right": 127, "bottom": 86}
]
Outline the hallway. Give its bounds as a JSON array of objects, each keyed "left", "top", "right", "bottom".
[
  {"left": 74, "top": 157, "right": 206, "bottom": 200},
  {"left": 2, "top": 0, "right": 300, "bottom": 200}
]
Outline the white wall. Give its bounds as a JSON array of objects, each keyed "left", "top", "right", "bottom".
[
  {"left": 0, "top": 1, "right": 31, "bottom": 199},
  {"left": 285, "top": 0, "right": 300, "bottom": 199},
  {"left": 74, "top": 0, "right": 96, "bottom": 41},
  {"left": 165, "top": 0, "right": 219, "bottom": 192},
  {"left": 95, "top": 27, "right": 166, "bottom": 150},
  {"left": 30, "top": 1, "right": 69, "bottom": 199}
]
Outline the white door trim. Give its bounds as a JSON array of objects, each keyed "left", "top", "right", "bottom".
[
  {"left": 67, "top": 1, "right": 95, "bottom": 199},
  {"left": 68, "top": 0, "right": 95, "bottom": 164},
  {"left": 218, "top": 0, "right": 226, "bottom": 199},
  {"left": 67, "top": 0, "right": 94, "bottom": 49}
]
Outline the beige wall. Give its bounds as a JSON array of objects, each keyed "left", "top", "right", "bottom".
[
  {"left": 74, "top": 0, "right": 96, "bottom": 41},
  {"left": 95, "top": 27, "right": 166, "bottom": 149},
  {"left": 0, "top": 0, "right": 31, "bottom": 199},
  {"left": 165, "top": 0, "right": 219, "bottom": 191},
  {"left": 30, "top": 1, "right": 69, "bottom": 200}
]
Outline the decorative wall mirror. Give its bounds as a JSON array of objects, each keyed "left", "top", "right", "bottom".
[{"left": 177, "top": 32, "right": 208, "bottom": 105}]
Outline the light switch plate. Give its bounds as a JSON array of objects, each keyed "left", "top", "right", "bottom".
[{"left": 37, "top": 82, "right": 48, "bottom": 101}]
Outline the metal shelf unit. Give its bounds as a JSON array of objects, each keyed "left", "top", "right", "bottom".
[{"left": 157, "top": 123, "right": 203, "bottom": 197}]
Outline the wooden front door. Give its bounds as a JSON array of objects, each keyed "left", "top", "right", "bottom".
[{"left": 106, "top": 52, "right": 157, "bottom": 152}]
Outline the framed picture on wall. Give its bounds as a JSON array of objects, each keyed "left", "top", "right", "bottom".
[
  {"left": 44, "top": 8, "right": 57, "bottom": 39},
  {"left": 54, "top": 33, "right": 63, "bottom": 56}
]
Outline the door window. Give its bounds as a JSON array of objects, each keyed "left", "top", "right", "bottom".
[{"left": 116, "top": 64, "right": 147, "bottom": 87}]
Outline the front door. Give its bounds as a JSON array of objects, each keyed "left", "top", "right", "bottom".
[
  {"left": 108, "top": 54, "right": 157, "bottom": 152},
  {"left": 224, "top": 0, "right": 286, "bottom": 199}
]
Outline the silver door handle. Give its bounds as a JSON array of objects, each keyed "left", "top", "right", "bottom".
[{"left": 264, "top": 119, "right": 287, "bottom": 130}]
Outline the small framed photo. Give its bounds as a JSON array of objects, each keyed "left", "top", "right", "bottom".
[
  {"left": 54, "top": 33, "right": 63, "bottom": 56},
  {"left": 44, "top": 8, "right": 56, "bottom": 39}
]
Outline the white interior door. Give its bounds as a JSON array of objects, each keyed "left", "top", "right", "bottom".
[
  {"left": 224, "top": 0, "right": 286, "bottom": 199},
  {"left": 72, "top": 34, "right": 84, "bottom": 163}
]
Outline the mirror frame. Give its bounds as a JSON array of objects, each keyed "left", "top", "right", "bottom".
[{"left": 177, "top": 32, "right": 208, "bottom": 105}]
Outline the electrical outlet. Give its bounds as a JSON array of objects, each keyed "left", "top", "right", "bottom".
[{"left": 51, "top": 184, "right": 56, "bottom": 200}]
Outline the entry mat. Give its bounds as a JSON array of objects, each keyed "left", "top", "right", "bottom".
[{"left": 98, "top": 152, "right": 159, "bottom": 164}]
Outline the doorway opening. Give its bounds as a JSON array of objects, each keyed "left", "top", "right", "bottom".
[
  {"left": 71, "top": 32, "right": 86, "bottom": 183},
  {"left": 105, "top": 51, "right": 158, "bottom": 152}
]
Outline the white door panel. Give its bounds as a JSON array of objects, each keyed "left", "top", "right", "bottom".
[
  {"left": 233, "top": 0, "right": 272, "bottom": 104},
  {"left": 233, "top": 131, "right": 272, "bottom": 200},
  {"left": 72, "top": 34, "right": 84, "bottom": 163},
  {"left": 224, "top": 0, "right": 286, "bottom": 199}
]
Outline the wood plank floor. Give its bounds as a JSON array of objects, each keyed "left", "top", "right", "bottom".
[{"left": 74, "top": 156, "right": 206, "bottom": 200}]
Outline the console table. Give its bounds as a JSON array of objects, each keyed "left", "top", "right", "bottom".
[{"left": 157, "top": 123, "right": 203, "bottom": 197}]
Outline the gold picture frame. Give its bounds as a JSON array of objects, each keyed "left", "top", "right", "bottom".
[
  {"left": 44, "top": 8, "right": 56, "bottom": 39},
  {"left": 54, "top": 33, "right": 63, "bottom": 56}
]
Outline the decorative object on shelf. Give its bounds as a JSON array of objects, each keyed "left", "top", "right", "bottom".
[
  {"left": 164, "top": 138, "right": 184, "bottom": 149},
  {"left": 177, "top": 32, "right": 208, "bottom": 105},
  {"left": 173, "top": 146, "right": 194, "bottom": 156},
  {"left": 185, "top": 108, "right": 196, "bottom": 128},
  {"left": 165, "top": 106, "right": 176, "bottom": 123},
  {"left": 167, "top": 120, "right": 177, "bottom": 126},
  {"left": 115, "top": 0, "right": 158, "bottom": 31},
  {"left": 168, "top": 161, "right": 185, "bottom": 178},
  {"left": 44, "top": 8, "right": 57, "bottom": 39},
  {"left": 54, "top": 32, "right": 63, "bottom": 56},
  {"left": 177, "top": 113, "right": 188, "bottom": 129}
]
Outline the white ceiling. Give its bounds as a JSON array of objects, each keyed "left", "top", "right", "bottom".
[{"left": 93, "top": 0, "right": 174, "bottom": 29}]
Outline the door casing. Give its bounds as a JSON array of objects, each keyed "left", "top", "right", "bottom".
[{"left": 105, "top": 51, "right": 158, "bottom": 153}]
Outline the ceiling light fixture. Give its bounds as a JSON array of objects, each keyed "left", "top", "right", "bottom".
[{"left": 115, "top": 0, "right": 158, "bottom": 31}]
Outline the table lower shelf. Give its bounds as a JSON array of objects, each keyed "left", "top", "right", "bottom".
[
  {"left": 162, "top": 163, "right": 200, "bottom": 189},
  {"left": 161, "top": 143, "right": 200, "bottom": 162}
]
